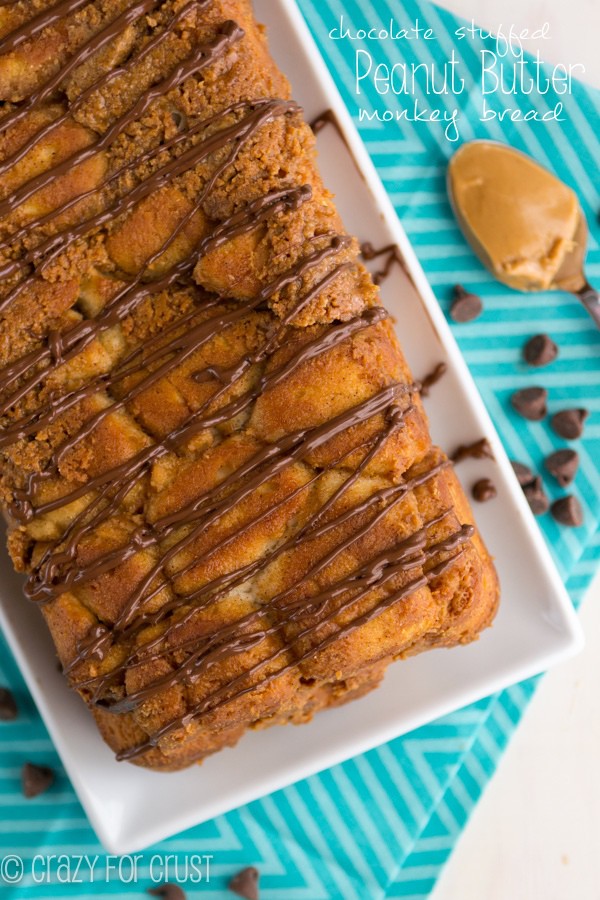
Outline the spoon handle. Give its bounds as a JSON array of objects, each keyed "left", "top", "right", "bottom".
[{"left": 576, "top": 284, "right": 600, "bottom": 330}]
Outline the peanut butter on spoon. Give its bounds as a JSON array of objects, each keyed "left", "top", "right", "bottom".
[{"left": 448, "top": 140, "right": 600, "bottom": 328}]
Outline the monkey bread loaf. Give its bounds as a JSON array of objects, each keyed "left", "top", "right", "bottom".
[{"left": 0, "top": 0, "right": 499, "bottom": 770}]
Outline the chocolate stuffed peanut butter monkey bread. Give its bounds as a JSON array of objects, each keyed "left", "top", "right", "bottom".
[{"left": 0, "top": 0, "right": 499, "bottom": 770}]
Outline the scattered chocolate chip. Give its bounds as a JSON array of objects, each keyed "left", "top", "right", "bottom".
[
  {"left": 419, "top": 362, "right": 447, "bottom": 397},
  {"left": 551, "top": 495, "right": 584, "bottom": 527},
  {"left": 22, "top": 763, "right": 54, "bottom": 799},
  {"left": 544, "top": 449, "right": 579, "bottom": 487},
  {"left": 523, "top": 333, "right": 558, "bottom": 367},
  {"left": 0, "top": 687, "right": 17, "bottom": 721},
  {"left": 148, "top": 885, "right": 186, "bottom": 900},
  {"left": 449, "top": 285, "right": 483, "bottom": 323},
  {"left": 511, "top": 386, "right": 547, "bottom": 421},
  {"left": 510, "top": 460, "right": 535, "bottom": 487},
  {"left": 471, "top": 478, "right": 497, "bottom": 502},
  {"left": 551, "top": 408, "right": 588, "bottom": 440},
  {"left": 229, "top": 866, "right": 260, "bottom": 900},
  {"left": 523, "top": 477, "right": 549, "bottom": 516},
  {"left": 450, "top": 438, "right": 494, "bottom": 464}
]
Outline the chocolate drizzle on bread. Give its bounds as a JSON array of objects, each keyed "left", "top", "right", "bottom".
[{"left": 0, "top": 1, "right": 498, "bottom": 768}]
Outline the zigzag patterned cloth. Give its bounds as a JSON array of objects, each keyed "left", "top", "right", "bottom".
[{"left": 1, "top": 0, "right": 599, "bottom": 897}]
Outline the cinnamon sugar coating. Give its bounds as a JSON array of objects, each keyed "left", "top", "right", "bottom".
[{"left": 0, "top": 0, "right": 498, "bottom": 770}]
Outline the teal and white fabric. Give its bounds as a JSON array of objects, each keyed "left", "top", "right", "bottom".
[{"left": 1, "top": 0, "right": 599, "bottom": 896}]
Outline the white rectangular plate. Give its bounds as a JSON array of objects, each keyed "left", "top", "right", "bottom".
[{"left": 0, "top": 0, "right": 583, "bottom": 854}]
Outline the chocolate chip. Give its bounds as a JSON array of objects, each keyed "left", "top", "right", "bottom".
[
  {"left": 22, "top": 763, "right": 54, "bottom": 798},
  {"left": 449, "top": 285, "right": 483, "bottom": 323},
  {"left": 0, "top": 687, "right": 17, "bottom": 721},
  {"left": 471, "top": 478, "right": 497, "bottom": 502},
  {"left": 419, "top": 361, "right": 447, "bottom": 397},
  {"left": 551, "top": 495, "right": 584, "bottom": 527},
  {"left": 450, "top": 438, "right": 494, "bottom": 464},
  {"left": 523, "top": 333, "right": 558, "bottom": 367},
  {"left": 148, "top": 885, "right": 186, "bottom": 900},
  {"left": 510, "top": 460, "right": 535, "bottom": 487},
  {"left": 170, "top": 109, "right": 187, "bottom": 132},
  {"left": 229, "top": 866, "right": 260, "bottom": 900},
  {"left": 511, "top": 387, "right": 547, "bottom": 421},
  {"left": 523, "top": 477, "right": 549, "bottom": 516},
  {"left": 551, "top": 408, "right": 588, "bottom": 440},
  {"left": 545, "top": 449, "right": 579, "bottom": 487}
]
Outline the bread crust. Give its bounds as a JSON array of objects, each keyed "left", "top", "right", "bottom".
[{"left": 0, "top": 0, "right": 499, "bottom": 770}]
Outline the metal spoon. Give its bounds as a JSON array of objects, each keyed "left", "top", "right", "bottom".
[{"left": 447, "top": 140, "right": 600, "bottom": 329}]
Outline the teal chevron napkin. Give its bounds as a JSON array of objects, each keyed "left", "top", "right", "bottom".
[{"left": 1, "top": 1, "right": 599, "bottom": 898}]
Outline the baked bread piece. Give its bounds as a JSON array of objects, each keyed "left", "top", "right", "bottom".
[{"left": 0, "top": 0, "right": 499, "bottom": 770}]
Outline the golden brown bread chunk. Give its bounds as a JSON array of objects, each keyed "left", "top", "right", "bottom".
[{"left": 0, "top": 0, "right": 499, "bottom": 770}]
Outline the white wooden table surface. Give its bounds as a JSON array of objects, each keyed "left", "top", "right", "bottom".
[{"left": 431, "top": 1, "right": 600, "bottom": 898}]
